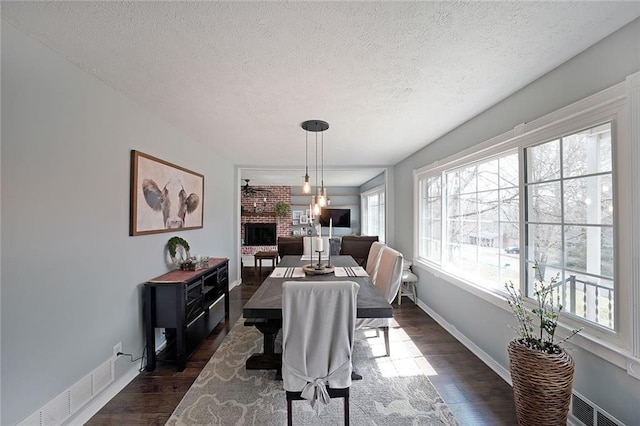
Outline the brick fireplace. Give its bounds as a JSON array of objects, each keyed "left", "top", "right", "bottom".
[{"left": 241, "top": 185, "right": 292, "bottom": 256}]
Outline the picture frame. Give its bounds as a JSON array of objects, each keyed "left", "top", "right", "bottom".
[
  {"left": 292, "top": 210, "right": 302, "bottom": 225},
  {"left": 130, "top": 150, "right": 204, "bottom": 236},
  {"left": 299, "top": 214, "right": 308, "bottom": 225}
]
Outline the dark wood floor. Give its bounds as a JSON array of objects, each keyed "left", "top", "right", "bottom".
[{"left": 87, "top": 267, "right": 517, "bottom": 425}]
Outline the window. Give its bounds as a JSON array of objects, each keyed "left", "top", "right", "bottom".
[
  {"left": 418, "top": 175, "right": 441, "bottom": 263},
  {"left": 361, "top": 185, "right": 385, "bottom": 242},
  {"left": 417, "top": 126, "right": 616, "bottom": 329},
  {"left": 414, "top": 81, "right": 634, "bottom": 357},
  {"left": 418, "top": 152, "right": 520, "bottom": 291},
  {"left": 525, "top": 123, "right": 614, "bottom": 329}
]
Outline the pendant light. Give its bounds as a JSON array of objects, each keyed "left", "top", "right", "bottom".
[
  {"left": 318, "top": 129, "right": 327, "bottom": 207},
  {"left": 302, "top": 130, "right": 311, "bottom": 194},
  {"left": 301, "top": 120, "right": 329, "bottom": 217}
]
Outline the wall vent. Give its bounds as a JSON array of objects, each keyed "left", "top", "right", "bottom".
[
  {"left": 571, "top": 391, "right": 624, "bottom": 426},
  {"left": 17, "top": 352, "right": 116, "bottom": 425},
  {"left": 572, "top": 393, "right": 595, "bottom": 426},
  {"left": 597, "top": 412, "right": 620, "bottom": 426}
]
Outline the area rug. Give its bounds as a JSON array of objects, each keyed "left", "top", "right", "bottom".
[{"left": 167, "top": 318, "right": 458, "bottom": 425}]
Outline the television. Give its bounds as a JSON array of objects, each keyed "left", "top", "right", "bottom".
[{"left": 319, "top": 208, "right": 351, "bottom": 228}]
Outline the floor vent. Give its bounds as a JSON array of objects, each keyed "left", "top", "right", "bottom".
[{"left": 571, "top": 391, "right": 624, "bottom": 426}]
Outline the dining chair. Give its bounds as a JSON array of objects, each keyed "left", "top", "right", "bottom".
[
  {"left": 357, "top": 246, "right": 403, "bottom": 356},
  {"left": 282, "top": 280, "right": 360, "bottom": 426},
  {"left": 365, "top": 241, "right": 386, "bottom": 282}
]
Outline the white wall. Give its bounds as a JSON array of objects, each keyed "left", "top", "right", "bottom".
[
  {"left": 393, "top": 18, "right": 640, "bottom": 424},
  {"left": 0, "top": 17, "right": 4, "bottom": 425},
  {"left": 1, "top": 22, "right": 238, "bottom": 425},
  {"left": 291, "top": 185, "right": 362, "bottom": 235}
]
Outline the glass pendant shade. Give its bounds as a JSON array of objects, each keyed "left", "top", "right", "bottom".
[
  {"left": 312, "top": 195, "right": 321, "bottom": 216},
  {"left": 318, "top": 188, "right": 327, "bottom": 207},
  {"left": 303, "top": 174, "right": 310, "bottom": 194}
]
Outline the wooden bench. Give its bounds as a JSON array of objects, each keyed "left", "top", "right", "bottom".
[{"left": 254, "top": 250, "right": 278, "bottom": 276}]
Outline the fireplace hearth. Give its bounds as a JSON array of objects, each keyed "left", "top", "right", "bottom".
[{"left": 244, "top": 223, "right": 277, "bottom": 246}]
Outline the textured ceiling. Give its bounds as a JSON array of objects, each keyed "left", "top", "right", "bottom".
[{"left": 2, "top": 1, "right": 639, "bottom": 186}]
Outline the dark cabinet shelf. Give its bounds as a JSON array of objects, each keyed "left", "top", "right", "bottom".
[{"left": 144, "top": 258, "right": 229, "bottom": 371}]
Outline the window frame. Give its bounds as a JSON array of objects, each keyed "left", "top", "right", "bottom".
[
  {"left": 523, "top": 123, "right": 616, "bottom": 330},
  {"left": 413, "top": 80, "right": 637, "bottom": 370}
]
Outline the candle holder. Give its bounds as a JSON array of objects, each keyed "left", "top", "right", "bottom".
[
  {"left": 315, "top": 250, "right": 324, "bottom": 270},
  {"left": 302, "top": 252, "right": 335, "bottom": 276}
]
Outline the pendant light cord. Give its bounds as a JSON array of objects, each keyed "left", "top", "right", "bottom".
[{"left": 321, "top": 130, "right": 324, "bottom": 190}]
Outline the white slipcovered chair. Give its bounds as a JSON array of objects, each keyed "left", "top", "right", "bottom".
[
  {"left": 356, "top": 246, "right": 403, "bottom": 356},
  {"left": 365, "top": 241, "right": 386, "bottom": 282},
  {"left": 282, "top": 280, "right": 360, "bottom": 425}
]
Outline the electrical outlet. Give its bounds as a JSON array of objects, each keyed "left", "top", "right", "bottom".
[{"left": 113, "top": 342, "right": 122, "bottom": 358}]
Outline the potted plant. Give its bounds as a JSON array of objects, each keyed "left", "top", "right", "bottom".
[
  {"left": 504, "top": 263, "right": 581, "bottom": 426},
  {"left": 274, "top": 201, "right": 291, "bottom": 218}
]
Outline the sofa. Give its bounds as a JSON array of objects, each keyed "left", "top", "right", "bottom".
[
  {"left": 277, "top": 235, "right": 347, "bottom": 260},
  {"left": 277, "top": 236, "right": 304, "bottom": 260},
  {"left": 340, "top": 235, "right": 379, "bottom": 267},
  {"left": 277, "top": 235, "right": 379, "bottom": 264}
]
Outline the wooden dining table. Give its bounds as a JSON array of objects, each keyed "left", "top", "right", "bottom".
[{"left": 243, "top": 255, "right": 393, "bottom": 373}]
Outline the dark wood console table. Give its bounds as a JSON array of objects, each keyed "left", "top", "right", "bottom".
[{"left": 144, "top": 257, "right": 229, "bottom": 371}]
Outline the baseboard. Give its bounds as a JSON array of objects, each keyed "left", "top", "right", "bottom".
[
  {"left": 63, "top": 363, "right": 140, "bottom": 425},
  {"left": 230, "top": 278, "right": 241, "bottom": 290},
  {"left": 42, "top": 281, "right": 247, "bottom": 425},
  {"left": 415, "top": 297, "right": 512, "bottom": 385}
]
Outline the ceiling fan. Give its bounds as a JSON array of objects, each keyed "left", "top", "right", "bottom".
[{"left": 241, "top": 179, "right": 272, "bottom": 197}]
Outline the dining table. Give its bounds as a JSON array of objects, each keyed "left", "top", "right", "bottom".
[{"left": 243, "top": 255, "right": 393, "bottom": 374}]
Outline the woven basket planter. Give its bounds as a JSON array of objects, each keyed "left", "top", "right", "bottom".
[{"left": 508, "top": 340, "right": 575, "bottom": 426}]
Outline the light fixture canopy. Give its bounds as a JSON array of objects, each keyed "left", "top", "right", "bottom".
[
  {"left": 301, "top": 120, "right": 329, "bottom": 219},
  {"left": 301, "top": 120, "right": 329, "bottom": 133}
]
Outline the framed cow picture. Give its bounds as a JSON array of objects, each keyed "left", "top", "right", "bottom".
[{"left": 130, "top": 150, "right": 204, "bottom": 236}]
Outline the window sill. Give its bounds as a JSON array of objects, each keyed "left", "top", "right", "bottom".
[{"left": 412, "top": 258, "right": 640, "bottom": 382}]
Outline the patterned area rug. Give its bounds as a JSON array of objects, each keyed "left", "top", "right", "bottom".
[{"left": 167, "top": 318, "right": 458, "bottom": 425}]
